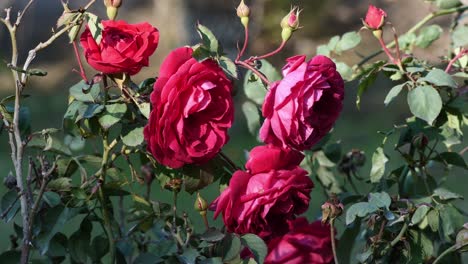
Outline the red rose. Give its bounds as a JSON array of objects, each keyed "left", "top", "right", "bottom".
[
  {"left": 260, "top": 55, "right": 344, "bottom": 151},
  {"left": 211, "top": 145, "right": 313, "bottom": 239},
  {"left": 144, "top": 47, "right": 234, "bottom": 169},
  {"left": 363, "top": 5, "right": 387, "bottom": 30},
  {"left": 80, "top": 20, "right": 159, "bottom": 75},
  {"left": 265, "top": 218, "right": 335, "bottom": 264}
]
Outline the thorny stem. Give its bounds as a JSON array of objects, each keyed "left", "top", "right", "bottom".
[
  {"left": 235, "top": 60, "right": 270, "bottom": 86},
  {"left": 330, "top": 219, "right": 339, "bottom": 264},
  {"left": 72, "top": 41, "right": 88, "bottom": 82},
  {"left": 357, "top": 5, "right": 468, "bottom": 67},
  {"left": 445, "top": 48, "right": 467, "bottom": 73},
  {"left": 236, "top": 24, "right": 249, "bottom": 61},
  {"left": 246, "top": 40, "right": 287, "bottom": 63},
  {"left": 433, "top": 244, "right": 458, "bottom": 264}
]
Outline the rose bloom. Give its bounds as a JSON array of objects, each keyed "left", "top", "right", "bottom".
[
  {"left": 260, "top": 55, "right": 344, "bottom": 151},
  {"left": 144, "top": 47, "right": 234, "bottom": 169},
  {"left": 265, "top": 218, "right": 335, "bottom": 264},
  {"left": 80, "top": 20, "right": 159, "bottom": 75},
  {"left": 211, "top": 145, "right": 313, "bottom": 239},
  {"left": 363, "top": 5, "right": 387, "bottom": 30}
]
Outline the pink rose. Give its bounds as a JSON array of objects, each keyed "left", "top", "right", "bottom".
[
  {"left": 265, "top": 218, "right": 335, "bottom": 264},
  {"left": 363, "top": 5, "right": 387, "bottom": 30},
  {"left": 144, "top": 47, "right": 234, "bottom": 169},
  {"left": 260, "top": 55, "right": 344, "bottom": 151},
  {"left": 211, "top": 145, "right": 313, "bottom": 239},
  {"left": 80, "top": 20, "right": 159, "bottom": 75}
]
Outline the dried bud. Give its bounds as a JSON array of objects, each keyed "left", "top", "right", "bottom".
[
  {"left": 338, "top": 149, "right": 366, "bottom": 175},
  {"left": 194, "top": 192, "right": 209, "bottom": 216},
  {"left": 412, "top": 133, "right": 429, "bottom": 150},
  {"left": 164, "top": 178, "right": 182, "bottom": 193},
  {"left": 321, "top": 194, "right": 344, "bottom": 224},
  {"left": 4, "top": 171, "right": 17, "bottom": 190},
  {"left": 141, "top": 163, "right": 154, "bottom": 185},
  {"left": 280, "top": 7, "right": 301, "bottom": 42}
]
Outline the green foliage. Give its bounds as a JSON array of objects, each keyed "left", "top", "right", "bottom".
[{"left": 407, "top": 85, "right": 442, "bottom": 125}]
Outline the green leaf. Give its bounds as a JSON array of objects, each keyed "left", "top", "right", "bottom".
[
  {"left": 85, "top": 12, "right": 103, "bottom": 44},
  {"left": 219, "top": 56, "right": 238, "bottom": 79},
  {"left": 197, "top": 24, "right": 219, "bottom": 54},
  {"left": 138, "top": 102, "right": 151, "bottom": 119},
  {"left": 336, "top": 31, "right": 361, "bottom": 52},
  {"left": 356, "top": 62, "right": 383, "bottom": 109},
  {"left": 433, "top": 188, "right": 463, "bottom": 200},
  {"left": 407, "top": 85, "right": 442, "bottom": 125},
  {"left": 409, "top": 230, "right": 434, "bottom": 260},
  {"left": 384, "top": 83, "right": 405, "bottom": 106},
  {"left": 243, "top": 60, "right": 280, "bottom": 105},
  {"left": 69, "top": 218, "right": 92, "bottom": 263},
  {"left": 98, "top": 103, "right": 127, "bottom": 129},
  {"left": 242, "top": 101, "right": 261, "bottom": 137},
  {"left": 335, "top": 62, "right": 353, "bottom": 81},
  {"left": 69, "top": 80, "right": 100, "bottom": 103},
  {"left": 46, "top": 233, "right": 68, "bottom": 258},
  {"left": 411, "top": 205, "right": 431, "bottom": 226},
  {"left": 440, "top": 205, "right": 464, "bottom": 241},
  {"left": 76, "top": 103, "right": 104, "bottom": 121},
  {"left": 134, "top": 253, "right": 162, "bottom": 264},
  {"left": 434, "top": 152, "right": 467, "bottom": 168},
  {"left": 427, "top": 209, "right": 440, "bottom": 232},
  {"left": 0, "top": 251, "right": 20, "bottom": 264},
  {"left": 240, "top": 234, "right": 267, "bottom": 264},
  {"left": 346, "top": 202, "right": 379, "bottom": 225},
  {"left": 42, "top": 192, "right": 61, "bottom": 207},
  {"left": 316, "top": 166, "right": 343, "bottom": 194},
  {"left": 89, "top": 234, "right": 109, "bottom": 262},
  {"left": 422, "top": 68, "right": 458, "bottom": 88},
  {"left": 47, "top": 178, "right": 72, "bottom": 191},
  {"left": 1, "top": 190, "right": 20, "bottom": 223},
  {"left": 452, "top": 24, "right": 468, "bottom": 47},
  {"left": 316, "top": 45, "right": 330, "bottom": 56},
  {"left": 368, "top": 192, "right": 391, "bottom": 210},
  {"left": 200, "top": 228, "right": 225, "bottom": 243},
  {"left": 200, "top": 258, "right": 224, "bottom": 264},
  {"left": 415, "top": 25, "right": 443, "bottom": 48},
  {"left": 436, "top": 0, "right": 461, "bottom": 9},
  {"left": 222, "top": 234, "right": 242, "bottom": 262},
  {"left": 370, "top": 147, "right": 388, "bottom": 183},
  {"left": 121, "top": 126, "right": 144, "bottom": 147}
]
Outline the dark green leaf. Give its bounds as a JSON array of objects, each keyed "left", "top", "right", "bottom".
[
  {"left": 69, "top": 81, "right": 100, "bottom": 103},
  {"left": 427, "top": 209, "right": 439, "bottom": 233},
  {"left": 436, "top": 0, "right": 461, "bottom": 9},
  {"left": 433, "top": 152, "right": 467, "bottom": 169},
  {"left": 42, "top": 192, "right": 61, "bottom": 207},
  {"left": 200, "top": 258, "right": 224, "bottom": 264},
  {"left": 90, "top": 234, "right": 109, "bottom": 262},
  {"left": 1, "top": 190, "right": 20, "bottom": 223},
  {"left": 200, "top": 228, "right": 225, "bottom": 243},
  {"left": 47, "top": 178, "right": 72, "bottom": 191},
  {"left": 422, "top": 68, "right": 458, "bottom": 88},
  {"left": 241, "top": 234, "right": 267, "bottom": 264},
  {"left": 242, "top": 101, "right": 261, "bottom": 137},
  {"left": 69, "top": 218, "right": 92, "bottom": 263},
  {"left": 407, "top": 85, "right": 442, "bottom": 125},
  {"left": 433, "top": 188, "right": 463, "bottom": 200},
  {"left": 222, "top": 234, "right": 241, "bottom": 262},
  {"left": 356, "top": 62, "right": 383, "bottom": 109},
  {"left": 177, "top": 247, "right": 200, "bottom": 264},
  {"left": 243, "top": 60, "right": 280, "bottom": 105},
  {"left": 0, "top": 250, "right": 20, "bottom": 264},
  {"left": 133, "top": 253, "right": 161, "bottom": 264},
  {"left": 440, "top": 205, "right": 464, "bottom": 241}
]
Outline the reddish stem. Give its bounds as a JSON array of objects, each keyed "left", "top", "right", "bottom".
[
  {"left": 445, "top": 49, "right": 467, "bottom": 73},
  {"left": 246, "top": 40, "right": 287, "bottom": 64},
  {"left": 236, "top": 24, "right": 249, "bottom": 61},
  {"left": 377, "top": 36, "right": 397, "bottom": 65},
  {"left": 72, "top": 41, "right": 88, "bottom": 82}
]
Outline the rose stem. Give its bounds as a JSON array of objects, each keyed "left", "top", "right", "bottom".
[
  {"left": 72, "top": 41, "right": 88, "bottom": 82},
  {"left": 246, "top": 40, "right": 287, "bottom": 63},
  {"left": 330, "top": 218, "right": 339, "bottom": 264}
]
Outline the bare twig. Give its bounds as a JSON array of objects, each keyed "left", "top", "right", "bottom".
[{"left": 15, "top": 0, "right": 36, "bottom": 26}]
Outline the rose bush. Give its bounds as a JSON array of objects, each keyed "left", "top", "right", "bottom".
[
  {"left": 265, "top": 218, "right": 334, "bottom": 264},
  {"left": 144, "top": 47, "right": 234, "bottom": 168},
  {"left": 80, "top": 20, "right": 159, "bottom": 75},
  {"left": 260, "top": 55, "right": 344, "bottom": 151},
  {"left": 211, "top": 144, "right": 313, "bottom": 239}
]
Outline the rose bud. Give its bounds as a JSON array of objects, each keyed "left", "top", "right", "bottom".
[
  {"left": 280, "top": 7, "right": 301, "bottom": 42},
  {"left": 104, "top": 0, "right": 122, "bottom": 20},
  {"left": 194, "top": 192, "right": 209, "bottom": 216},
  {"left": 321, "top": 198, "right": 344, "bottom": 224},
  {"left": 236, "top": 0, "right": 250, "bottom": 27},
  {"left": 412, "top": 133, "right": 429, "bottom": 150},
  {"left": 363, "top": 5, "right": 387, "bottom": 30}
]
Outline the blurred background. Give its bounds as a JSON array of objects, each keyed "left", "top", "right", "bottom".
[{"left": 0, "top": 0, "right": 466, "bottom": 261}]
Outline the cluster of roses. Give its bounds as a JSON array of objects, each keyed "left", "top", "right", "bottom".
[{"left": 79, "top": 2, "right": 351, "bottom": 262}]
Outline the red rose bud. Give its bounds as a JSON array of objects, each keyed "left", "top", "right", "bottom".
[
  {"left": 236, "top": 0, "right": 250, "bottom": 27},
  {"left": 412, "top": 133, "right": 429, "bottom": 150},
  {"left": 280, "top": 7, "right": 301, "bottom": 42},
  {"left": 363, "top": 5, "right": 387, "bottom": 30},
  {"left": 195, "top": 192, "right": 209, "bottom": 216}
]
